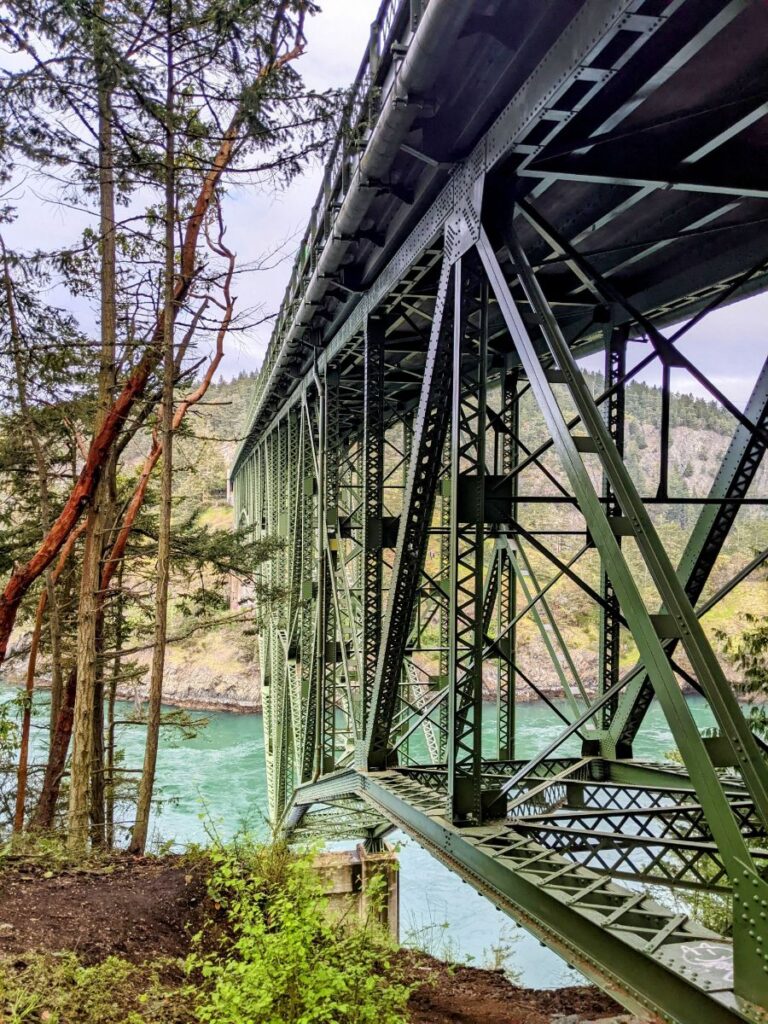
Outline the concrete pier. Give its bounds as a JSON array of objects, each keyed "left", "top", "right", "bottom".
[{"left": 314, "top": 844, "right": 399, "bottom": 940}]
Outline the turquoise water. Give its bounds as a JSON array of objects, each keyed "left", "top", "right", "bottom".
[{"left": 0, "top": 689, "right": 717, "bottom": 987}]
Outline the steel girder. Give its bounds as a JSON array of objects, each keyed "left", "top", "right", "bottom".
[
  {"left": 240, "top": 205, "right": 768, "bottom": 1013},
  {"left": 290, "top": 765, "right": 766, "bottom": 1024},
  {"left": 232, "top": 0, "right": 768, "bottom": 1017}
]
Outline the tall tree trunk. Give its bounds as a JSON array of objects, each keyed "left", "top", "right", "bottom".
[
  {"left": 105, "top": 562, "right": 124, "bottom": 849},
  {"left": 31, "top": 666, "right": 77, "bottom": 831},
  {"left": 13, "top": 526, "right": 84, "bottom": 832},
  {"left": 47, "top": 579, "right": 65, "bottom": 735},
  {"left": 68, "top": 24, "right": 117, "bottom": 853},
  {"left": 68, "top": 508, "right": 101, "bottom": 850},
  {"left": 130, "top": 12, "right": 175, "bottom": 856}
]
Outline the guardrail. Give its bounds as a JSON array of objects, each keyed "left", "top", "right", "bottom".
[{"left": 234, "top": 0, "right": 431, "bottom": 469}]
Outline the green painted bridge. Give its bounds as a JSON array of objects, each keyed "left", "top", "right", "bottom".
[{"left": 229, "top": 1, "right": 768, "bottom": 1020}]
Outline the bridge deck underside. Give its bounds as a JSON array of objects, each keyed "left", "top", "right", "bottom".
[{"left": 232, "top": 2, "right": 768, "bottom": 1020}]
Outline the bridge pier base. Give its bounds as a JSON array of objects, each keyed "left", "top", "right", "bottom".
[{"left": 314, "top": 843, "right": 400, "bottom": 941}]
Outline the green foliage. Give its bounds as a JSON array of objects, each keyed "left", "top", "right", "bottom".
[
  {"left": 0, "top": 953, "right": 191, "bottom": 1024},
  {"left": 718, "top": 612, "right": 768, "bottom": 736},
  {"left": 188, "top": 839, "right": 412, "bottom": 1024},
  {"left": 0, "top": 701, "right": 16, "bottom": 756}
]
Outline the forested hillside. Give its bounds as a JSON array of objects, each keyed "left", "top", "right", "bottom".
[
  {"left": 5, "top": 365, "right": 765, "bottom": 717},
  {"left": 158, "top": 367, "right": 767, "bottom": 706}
]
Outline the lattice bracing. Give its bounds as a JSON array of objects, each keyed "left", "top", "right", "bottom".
[{"left": 233, "top": 1, "right": 768, "bottom": 1018}]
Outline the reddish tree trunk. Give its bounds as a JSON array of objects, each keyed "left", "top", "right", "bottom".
[
  {"left": 0, "top": 121, "right": 241, "bottom": 667},
  {"left": 30, "top": 666, "right": 78, "bottom": 831},
  {"left": 13, "top": 525, "right": 84, "bottom": 832}
]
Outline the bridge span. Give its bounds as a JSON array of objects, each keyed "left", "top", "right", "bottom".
[{"left": 230, "top": 2, "right": 768, "bottom": 1019}]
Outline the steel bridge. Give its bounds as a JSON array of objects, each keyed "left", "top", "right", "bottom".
[{"left": 230, "top": 2, "right": 768, "bottom": 1019}]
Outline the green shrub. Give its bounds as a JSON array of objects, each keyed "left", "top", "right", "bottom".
[
  {"left": 0, "top": 953, "right": 191, "bottom": 1023},
  {"left": 188, "top": 839, "right": 412, "bottom": 1024}
]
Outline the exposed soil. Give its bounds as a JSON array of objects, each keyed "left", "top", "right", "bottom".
[
  {"left": 0, "top": 858, "right": 627, "bottom": 1023},
  {"left": 0, "top": 857, "right": 207, "bottom": 965},
  {"left": 400, "top": 952, "right": 625, "bottom": 1024}
]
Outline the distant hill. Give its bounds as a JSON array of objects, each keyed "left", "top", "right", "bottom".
[{"left": 161, "top": 366, "right": 766, "bottom": 710}]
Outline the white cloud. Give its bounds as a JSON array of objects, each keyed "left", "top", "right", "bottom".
[{"left": 219, "top": 0, "right": 381, "bottom": 377}]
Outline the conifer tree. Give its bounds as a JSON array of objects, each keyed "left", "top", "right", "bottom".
[{"left": 0, "top": 0, "right": 331, "bottom": 848}]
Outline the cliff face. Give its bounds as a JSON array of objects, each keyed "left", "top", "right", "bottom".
[
  {"left": 129, "top": 626, "right": 262, "bottom": 714},
  {"left": 4, "top": 625, "right": 263, "bottom": 715}
]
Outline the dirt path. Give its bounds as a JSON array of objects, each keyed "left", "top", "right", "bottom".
[{"left": 0, "top": 859, "right": 627, "bottom": 1023}]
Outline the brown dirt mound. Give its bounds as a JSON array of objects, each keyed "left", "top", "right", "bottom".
[
  {"left": 401, "top": 953, "right": 624, "bottom": 1024},
  {"left": 0, "top": 858, "right": 626, "bottom": 1022},
  {"left": 0, "top": 856, "right": 206, "bottom": 964}
]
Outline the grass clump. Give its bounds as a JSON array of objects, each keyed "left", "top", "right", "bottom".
[
  {"left": 0, "top": 953, "right": 191, "bottom": 1023},
  {"left": 188, "top": 838, "right": 412, "bottom": 1024}
]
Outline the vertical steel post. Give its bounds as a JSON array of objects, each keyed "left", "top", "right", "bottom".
[
  {"left": 598, "top": 324, "right": 628, "bottom": 740},
  {"left": 321, "top": 367, "right": 340, "bottom": 774},
  {"left": 301, "top": 394, "right": 320, "bottom": 782},
  {"left": 362, "top": 317, "right": 385, "bottom": 739},
  {"left": 366, "top": 255, "right": 455, "bottom": 769},
  {"left": 498, "top": 364, "right": 518, "bottom": 760},
  {"left": 447, "top": 259, "right": 487, "bottom": 823},
  {"left": 657, "top": 361, "right": 671, "bottom": 501},
  {"left": 438, "top": 441, "right": 452, "bottom": 762}
]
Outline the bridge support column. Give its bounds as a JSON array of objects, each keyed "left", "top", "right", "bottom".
[
  {"left": 314, "top": 843, "right": 400, "bottom": 941},
  {"left": 366, "top": 255, "right": 455, "bottom": 770},
  {"left": 362, "top": 316, "right": 386, "bottom": 741},
  {"left": 447, "top": 255, "right": 488, "bottom": 824},
  {"left": 597, "top": 323, "right": 628, "bottom": 744},
  {"left": 496, "top": 364, "right": 519, "bottom": 762}
]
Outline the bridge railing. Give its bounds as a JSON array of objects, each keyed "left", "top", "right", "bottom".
[{"left": 236, "top": 0, "right": 431, "bottom": 466}]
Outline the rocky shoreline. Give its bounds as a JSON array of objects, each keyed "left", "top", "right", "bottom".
[
  {"left": 3, "top": 628, "right": 262, "bottom": 716},
  {"left": 3, "top": 631, "right": 706, "bottom": 718}
]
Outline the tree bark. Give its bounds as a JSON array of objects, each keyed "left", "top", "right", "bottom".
[
  {"left": 13, "top": 524, "right": 84, "bottom": 833},
  {"left": 130, "top": 13, "right": 175, "bottom": 855},
  {"left": 68, "top": 20, "right": 117, "bottom": 853},
  {"left": 105, "top": 562, "right": 124, "bottom": 849},
  {"left": 30, "top": 666, "right": 77, "bottom": 831}
]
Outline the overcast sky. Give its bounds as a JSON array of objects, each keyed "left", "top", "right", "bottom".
[
  {"left": 217, "top": 0, "right": 767, "bottom": 410},
  {"left": 214, "top": 0, "right": 381, "bottom": 377},
  {"left": 4, "top": 0, "right": 766, "bottom": 410}
]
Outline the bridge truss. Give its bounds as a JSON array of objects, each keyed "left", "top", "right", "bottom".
[{"left": 231, "top": 1, "right": 768, "bottom": 1020}]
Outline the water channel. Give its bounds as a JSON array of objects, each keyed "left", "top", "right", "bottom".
[{"left": 1, "top": 689, "right": 717, "bottom": 987}]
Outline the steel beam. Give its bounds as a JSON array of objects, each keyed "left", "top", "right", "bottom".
[{"left": 366, "top": 254, "right": 454, "bottom": 769}]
